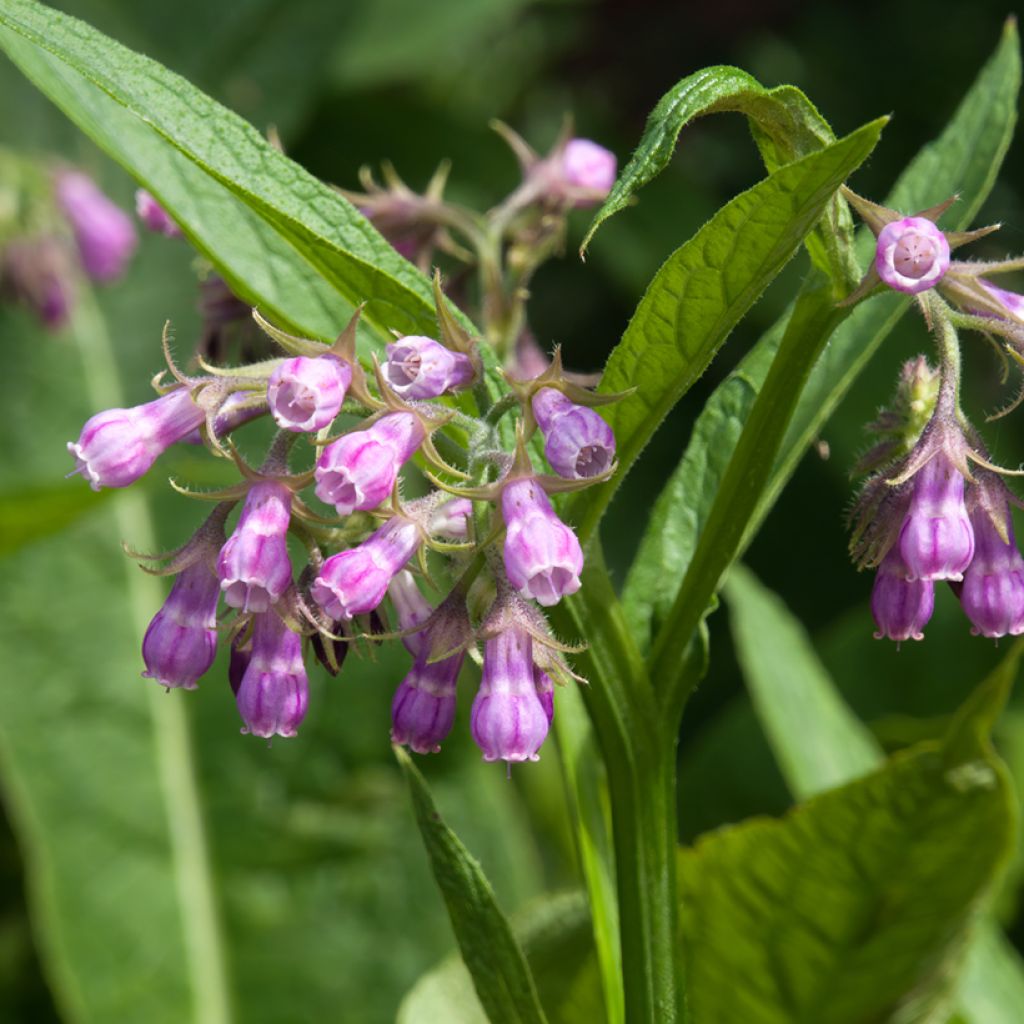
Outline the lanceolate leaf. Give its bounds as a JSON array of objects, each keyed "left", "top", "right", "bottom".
[
  {"left": 677, "top": 668, "right": 1017, "bottom": 1024},
  {"left": 625, "top": 21, "right": 1020, "bottom": 648},
  {"left": 0, "top": 0, "right": 445, "bottom": 341},
  {"left": 568, "top": 118, "right": 885, "bottom": 544},
  {"left": 580, "top": 66, "right": 835, "bottom": 253},
  {"left": 395, "top": 747, "right": 550, "bottom": 1024}
]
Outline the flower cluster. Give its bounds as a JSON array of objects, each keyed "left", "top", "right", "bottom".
[
  {"left": 845, "top": 189, "right": 1024, "bottom": 644},
  {"left": 66, "top": 135, "right": 619, "bottom": 762}
]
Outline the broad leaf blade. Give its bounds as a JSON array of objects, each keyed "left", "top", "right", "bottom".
[
  {"left": 0, "top": 0, "right": 443, "bottom": 340},
  {"left": 677, "top": 675, "right": 1016, "bottom": 1024},
  {"left": 581, "top": 66, "right": 835, "bottom": 253},
  {"left": 625, "top": 21, "right": 1020, "bottom": 647},
  {"left": 570, "top": 118, "right": 885, "bottom": 543},
  {"left": 395, "top": 747, "right": 550, "bottom": 1024}
]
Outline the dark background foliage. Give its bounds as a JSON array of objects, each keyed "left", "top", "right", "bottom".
[{"left": 1, "top": 0, "right": 1022, "bottom": 1020}]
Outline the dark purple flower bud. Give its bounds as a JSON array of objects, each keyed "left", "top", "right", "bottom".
[
  {"left": 391, "top": 650, "right": 464, "bottom": 754},
  {"left": 388, "top": 570, "right": 433, "bottom": 656},
  {"left": 267, "top": 354, "right": 352, "bottom": 433},
  {"left": 314, "top": 412, "right": 424, "bottom": 515},
  {"left": 55, "top": 171, "right": 137, "bottom": 282},
  {"left": 217, "top": 482, "right": 293, "bottom": 612},
  {"left": 899, "top": 454, "right": 974, "bottom": 581},
  {"left": 871, "top": 547, "right": 935, "bottom": 642},
  {"left": 501, "top": 478, "right": 584, "bottom": 606},
  {"left": 68, "top": 387, "right": 205, "bottom": 490},
  {"left": 561, "top": 139, "right": 617, "bottom": 198},
  {"left": 311, "top": 516, "right": 421, "bottom": 620},
  {"left": 1, "top": 237, "right": 75, "bottom": 328},
  {"left": 141, "top": 559, "right": 220, "bottom": 689},
  {"left": 384, "top": 335, "right": 474, "bottom": 399},
  {"left": 135, "top": 190, "right": 182, "bottom": 238},
  {"left": 532, "top": 387, "right": 615, "bottom": 479},
  {"left": 534, "top": 668, "right": 554, "bottom": 724},
  {"left": 874, "top": 217, "right": 949, "bottom": 295},
  {"left": 235, "top": 611, "right": 309, "bottom": 738},
  {"left": 471, "top": 626, "right": 549, "bottom": 762},
  {"left": 960, "top": 506, "right": 1024, "bottom": 637},
  {"left": 429, "top": 497, "right": 473, "bottom": 540}
]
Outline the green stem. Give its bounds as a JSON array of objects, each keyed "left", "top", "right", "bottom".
[{"left": 72, "top": 290, "right": 234, "bottom": 1024}]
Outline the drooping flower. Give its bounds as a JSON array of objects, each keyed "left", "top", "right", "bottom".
[
  {"left": 391, "top": 651, "right": 463, "bottom": 754},
  {"left": 898, "top": 453, "right": 974, "bottom": 581},
  {"left": 267, "top": 354, "right": 352, "bottom": 433},
  {"left": 501, "top": 478, "right": 583, "bottom": 606},
  {"left": 235, "top": 611, "right": 309, "bottom": 738},
  {"left": 0, "top": 237, "right": 75, "bottom": 329},
  {"left": 388, "top": 570, "right": 433, "bottom": 655},
  {"left": 135, "top": 190, "right": 182, "bottom": 238},
  {"left": 871, "top": 546, "right": 935, "bottom": 642},
  {"left": 532, "top": 387, "right": 615, "bottom": 479},
  {"left": 311, "top": 516, "right": 422, "bottom": 620},
  {"left": 384, "top": 335, "right": 474, "bottom": 399},
  {"left": 55, "top": 170, "right": 137, "bottom": 282},
  {"left": 142, "top": 558, "right": 220, "bottom": 688},
  {"left": 68, "top": 387, "right": 205, "bottom": 490},
  {"left": 314, "top": 412, "right": 424, "bottom": 515},
  {"left": 960, "top": 492, "right": 1024, "bottom": 638},
  {"left": 471, "top": 625, "right": 549, "bottom": 762},
  {"left": 217, "top": 481, "right": 293, "bottom": 612}
]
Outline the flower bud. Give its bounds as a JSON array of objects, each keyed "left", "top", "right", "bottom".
[
  {"left": 384, "top": 335, "right": 474, "bottom": 399},
  {"left": 217, "top": 482, "right": 293, "bottom": 612},
  {"left": 391, "top": 651, "right": 464, "bottom": 754},
  {"left": 871, "top": 547, "right": 935, "bottom": 641},
  {"left": 68, "top": 387, "right": 205, "bottom": 490},
  {"left": 55, "top": 170, "right": 137, "bottom": 282},
  {"left": 561, "top": 138, "right": 617, "bottom": 198},
  {"left": 898, "top": 454, "right": 974, "bottom": 581},
  {"left": 429, "top": 497, "right": 473, "bottom": 539},
  {"left": 267, "top": 354, "right": 352, "bottom": 433},
  {"left": 135, "top": 190, "right": 182, "bottom": 238},
  {"left": 471, "top": 626, "right": 549, "bottom": 762},
  {"left": 141, "top": 559, "right": 220, "bottom": 688},
  {"left": 874, "top": 217, "right": 950, "bottom": 295},
  {"left": 501, "top": 478, "right": 584, "bottom": 606},
  {"left": 979, "top": 279, "right": 1024, "bottom": 321},
  {"left": 312, "top": 516, "right": 421, "bottom": 620},
  {"left": 1, "top": 237, "right": 75, "bottom": 328},
  {"left": 532, "top": 388, "right": 615, "bottom": 479},
  {"left": 236, "top": 611, "right": 309, "bottom": 738},
  {"left": 314, "top": 412, "right": 424, "bottom": 515},
  {"left": 960, "top": 506, "right": 1024, "bottom": 637},
  {"left": 388, "top": 570, "right": 433, "bottom": 655}
]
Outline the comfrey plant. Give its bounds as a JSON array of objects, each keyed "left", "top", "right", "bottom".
[
  {"left": 67, "top": 133, "right": 620, "bottom": 760},
  {"left": 9, "top": 5, "right": 1024, "bottom": 1024}
]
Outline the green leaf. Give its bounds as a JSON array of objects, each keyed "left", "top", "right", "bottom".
[
  {"left": 723, "top": 564, "right": 878, "bottom": 799},
  {"left": 726, "top": 562, "right": 1024, "bottom": 1024},
  {"left": 398, "top": 892, "right": 604, "bottom": 1024},
  {"left": 568, "top": 118, "right": 885, "bottom": 544},
  {"left": 0, "top": 483, "right": 112, "bottom": 557},
  {"left": 580, "top": 66, "right": 835, "bottom": 254},
  {"left": 626, "top": 21, "right": 1020, "bottom": 649},
  {"left": 395, "top": 746, "right": 550, "bottom": 1024},
  {"left": 0, "top": 0, "right": 445, "bottom": 340},
  {"left": 677, "top": 674, "right": 1016, "bottom": 1024}
]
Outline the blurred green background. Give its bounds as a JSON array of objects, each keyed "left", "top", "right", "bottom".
[{"left": 2, "top": 0, "right": 1024, "bottom": 1021}]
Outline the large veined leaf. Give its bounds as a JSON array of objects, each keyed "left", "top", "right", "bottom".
[
  {"left": 677, "top": 669, "right": 1017, "bottom": 1024},
  {"left": 624, "top": 21, "right": 1020, "bottom": 648},
  {"left": 567, "top": 117, "right": 885, "bottom": 544},
  {"left": 725, "top": 564, "right": 1024, "bottom": 1024},
  {"left": 0, "top": 0, "right": 447, "bottom": 341},
  {"left": 395, "top": 748, "right": 549, "bottom": 1024}
]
